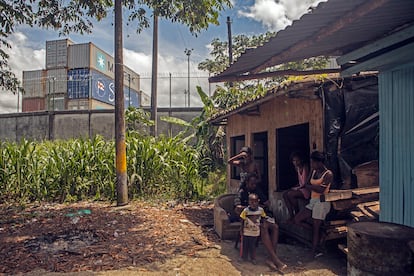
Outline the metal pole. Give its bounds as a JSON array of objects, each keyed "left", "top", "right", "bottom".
[
  {"left": 169, "top": 72, "right": 172, "bottom": 111},
  {"left": 169, "top": 72, "right": 172, "bottom": 136},
  {"left": 52, "top": 77, "right": 55, "bottom": 111},
  {"left": 150, "top": 14, "right": 158, "bottom": 137},
  {"left": 114, "top": 0, "right": 128, "bottom": 206},
  {"left": 184, "top": 48, "right": 192, "bottom": 107},
  {"left": 48, "top": 78, "right": 51, "bottom": 111},
  {"left": 128, "top": 74, "right": 131, "bottom": 107},
  {"left": 17, "top": 90, "right": 19, "bottom": 112},
  {"left": 227, "top": 16, "right": 233, "bottom": 65}
]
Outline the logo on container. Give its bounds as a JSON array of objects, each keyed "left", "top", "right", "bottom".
[
  {"left": 97, "top": 80, "right": 105, "bottom": 96},
  {"left": 96, "top": 52, "right": 106, "bottom": 71}
]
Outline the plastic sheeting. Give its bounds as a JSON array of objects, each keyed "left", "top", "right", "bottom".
[{"left": 323, "top": 76, "right": 379, "bottom": 189}]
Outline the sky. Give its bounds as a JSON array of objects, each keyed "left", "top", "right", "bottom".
[{"left": 0, "top": 0, "right": 325, "bottom": 113}]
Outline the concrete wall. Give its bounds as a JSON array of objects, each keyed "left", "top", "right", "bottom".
[{"left": 0, "top": 107, "right": 202, "bottom": 141}]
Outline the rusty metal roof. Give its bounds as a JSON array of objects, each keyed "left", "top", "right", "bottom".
[{"left": 209, "top": 0, "right": 414, "bottom": 83}]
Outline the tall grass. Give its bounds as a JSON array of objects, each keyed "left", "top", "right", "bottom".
[{"left": 0, "top": 134, "right": 211, "bottom": 203}]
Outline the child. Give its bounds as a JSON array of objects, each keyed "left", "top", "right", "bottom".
[{"left": 239, "top": 193, "right": 266, "bottom": 264}]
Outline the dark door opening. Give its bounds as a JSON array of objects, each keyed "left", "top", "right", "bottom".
[
  {"left": 276, "top": 123, "right": 310, "bottom": 191},
  {"left": 253, "top": 132, "right": 268, "bottom": 196}
]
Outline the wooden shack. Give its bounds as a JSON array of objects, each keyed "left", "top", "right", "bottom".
[{"left": 210, "top": 74, "right": 379, "bottom": 243}]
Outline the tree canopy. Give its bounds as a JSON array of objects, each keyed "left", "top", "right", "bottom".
[
  {"left": 0, "top": 0, "right": 232, "bottom": 92},
  {"left": 198, "top": 32, "right": 329, "bottom": 110}
]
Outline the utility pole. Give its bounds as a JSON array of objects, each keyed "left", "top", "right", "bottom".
[
  {"left": 169, "top": 72, "right": 172, "bottom": 135},
  {"left": 184, "top": 48, "right": 192, "bottom": 107},
  {"left": 150, "top": 13, "right": 158, "bottom": 137},
  {"left": 17, "top": 90, "right": 19, "bottom": 112},
  {"left": 227, "top": 16, "right": 234, "bottom": 88},
  {"left": 114, "top": 0, "right": 128, "bottom": 206},
  {"left": 126, "top": 73, "right": 131, "bottom": 107},
  {"left": 227, "top": 16, "right": 233, "bottom": 65}
]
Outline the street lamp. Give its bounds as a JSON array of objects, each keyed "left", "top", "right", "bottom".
[
  {"left": 184, "top": 48, "right": 193, "bottom": 108},
  {"left": 48, "top": 77, "right": 56, "bottom": 111}
]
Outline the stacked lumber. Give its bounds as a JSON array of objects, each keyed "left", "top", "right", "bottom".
[{"left": 321, "top": 186, "right": 379, "bottom": 222}]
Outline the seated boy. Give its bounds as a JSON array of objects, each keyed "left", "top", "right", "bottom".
[{"left": 239, "top": 193, "right": 266, "bottom": 264}]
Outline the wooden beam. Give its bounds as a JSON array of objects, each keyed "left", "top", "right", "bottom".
[
  {"left": 321, "top": 190, "right": 353, "bottom": 202},
  {"left": 331, "top": 193, "right": 379, "bottom": 211},
  {"left": 341, "top": 42, "right": 414, "bottom": 76},
  {"left": 252, "top": 0, "right": 390, "bottom": 74},
  {"left": 208, "top": 68, "right": 341, "bottom": 83},
  {"left": 352, "top": 186, "right": 379, "bottom": 196},
  {"left": 337, "top": 24, "right": 414, "bottom": 65}
]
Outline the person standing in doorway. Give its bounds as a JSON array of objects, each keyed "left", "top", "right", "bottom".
[
  {"left": 283, "top": 151, "right": 310, "bottom": 221},
  {"left": 228, "top": 146, "right": 261, "bottom": 187}
]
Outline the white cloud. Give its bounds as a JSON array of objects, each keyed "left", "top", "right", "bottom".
[
  {"left": 238, "top": 0, "right": 326, "bottom": 31},
  {"left": 0, "top": 32, "right": 45, "bottom": 113},
  {"left": 124, "top": 48, "right": 209, "bottom": 108}
]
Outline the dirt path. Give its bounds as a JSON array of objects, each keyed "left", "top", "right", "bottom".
[{"left": 0, "top": 201, "right": 347, "bottom": 276}]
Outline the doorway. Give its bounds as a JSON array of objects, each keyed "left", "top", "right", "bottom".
[
  {"left": 276, "top": 123, "right": 310, "bottom": 191},
  {"left": 253, "top": 132, "right": 268, "bottom": 195}
]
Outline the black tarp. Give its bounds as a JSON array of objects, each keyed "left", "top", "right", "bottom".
[{"left": 323, "top": 75, "right": 379, "bottom": 189}]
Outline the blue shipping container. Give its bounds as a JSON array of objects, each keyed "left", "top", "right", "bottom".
[
  {"left": 67, "top": 69, "right": 139, "bottom": 107},
  {"left": 67, "top": 68, "right": 90, "bottom": 99},
  {"left": 90, "top": 70, "right": 139, "bottom": 107}
]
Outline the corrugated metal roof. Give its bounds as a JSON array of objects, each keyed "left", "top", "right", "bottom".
[
  {"left": 209, "top": 73, "right": 378, "bottom": 124},
  {"left": 210, "top": 0, "right": 414, "bottom": 82}
]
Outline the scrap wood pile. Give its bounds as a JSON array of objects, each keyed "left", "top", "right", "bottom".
[
  {"left": 0, "top": 200, "right": 217, "bottom": 274},
  {"left": 321, "top": 186, "right": 380, "bottom": 240}
]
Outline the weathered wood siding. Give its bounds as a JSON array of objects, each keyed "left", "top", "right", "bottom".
[{"left": 226, "top": 95, "right": 323, "bottom": 204}]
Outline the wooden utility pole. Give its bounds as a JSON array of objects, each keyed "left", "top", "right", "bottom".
[
  {"left": 114, "top": 0, "right": 128, "bottom": 206},
  {"left": 150, "top": 14, "right": 158, "bottom": 137}
]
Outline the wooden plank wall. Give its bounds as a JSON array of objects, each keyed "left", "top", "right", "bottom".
[{"left": 226, "top": 95, "right": 324, "bottom": 198}]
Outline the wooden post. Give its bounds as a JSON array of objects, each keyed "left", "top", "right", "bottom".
[{"left": 114, "top": 0, "right": 128, "bottom": 206}]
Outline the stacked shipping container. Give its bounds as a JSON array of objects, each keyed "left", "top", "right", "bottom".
[{"left": 22, "top": 39, "right": 143, "bottom": 112}]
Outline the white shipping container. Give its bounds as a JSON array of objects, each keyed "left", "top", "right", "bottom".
[
  {"left": 46, "top": 39, "right": 72, "bottom": 69},
  {"left": 124, "top": 67, "right": 140, "bottom": 92},
  {"left": 67, "top": 99, "right": 90, "bottom": 110},
  {"left": 140, "top": 91, "right": 151, "bottom": 107},
  {"left": 46, "top": 93, "right": 66, "bottom": 111},
  {"left": 22, "top": 70, "right": 47, "bottom": 98},
  {"left": 90, "top": 44, "right": 115, "bottom": 79},
  {"left": 68, "top": 43, "right": 90, "bottom": 69},
  {"left": 91, "top": 99, "right": 114, "bottom": 110},
  {"left": 47, "top": 68, "right": 68, "bottom": 95},
  {"left": 46, "top": 40, "right": 57, "bottom": 69}
]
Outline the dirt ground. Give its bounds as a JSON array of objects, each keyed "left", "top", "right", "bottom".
[{"left": 0, "top": 200, "right": 347, "bottom": 276}]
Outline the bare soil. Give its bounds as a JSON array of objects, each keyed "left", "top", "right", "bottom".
[{"left": 0, "top": 200, "right": 347, "bottom": 275}]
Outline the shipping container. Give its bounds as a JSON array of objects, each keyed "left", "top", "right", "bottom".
[
  {"left": 124, "top": 67, "right": 140, "bottom": 92},
  {"left": 46, "top": 93, "right": 66, "bottom": 111},
  {"left": 22, "top": 97, "right": 45, "bottom": 112},
  {"left": 140, "top": 91, "right": 151, "bottom": 107},
  {"left": 90, "top": 44, "right": 115, "bottom": 78},
  {"left": 66, "top": 68, "right": 139, "bottom": 109},
  {"left": 67, "top": 68, "right": 90, "bottom": 99},
  {"left": 46, "top": 39, "right": 72, "bottom": 69},
  {"left": 91, "top": 99, "right": 114, "bottom": 110},
  {"left": 67, "top": 99, "right": 90, "bottom": 110},
  {"left": 68, "top": 43, "right": 90, "bottom": 69},
  {"left": 22, "top": 70, "right": 47, "bottom": 98},
  {"left": 67, "top": 41, "right": 140, "bottom": 92},
  {"left": 90, "top": 69, "right": 140, "bottom": 108},
  {"left": 47, "top": 68, "right": 68, "bottom": 95}
]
